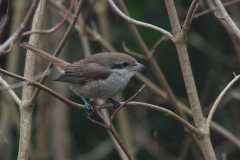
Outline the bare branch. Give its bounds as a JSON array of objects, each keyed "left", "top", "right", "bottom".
[
  {"left": 150, "top": 36, "right": 168, "bottom": 56},
  {"left": 107, "top": 0, "right": 174, "bottom": 42},
  {"left": 206, "top": 75, "right": 240, "bottom": 129},
  {"left": 0, "top": 0, "right": 12, "bottom": 43},
  {"left": 213, "top": 0, "right": 240, "bottom": 40},
  {"left": 110, "top": 85, "right": 145, "bottom": 124},
  {"left": 181, "top": 0, "right": 199, "bottom": 39},
  {"left": 87, "top": 116, "right": 106, "bottom": 128},
  {"left": 194, "top": 0, "right": 240, "bottom": 19},
  {"left": 122, "top": 42, "right": 147, "bottom": 59},
  {"left": 0, "top": 76, "right": 21, "bottom": 105},
  {"left": 0, "top": 72, "right": 43, "bottom": 90},
  {"left": 89, "top": 100, "right": 133, "bottom": 160},
  {"left": 22, "top": 0, "right": 75, "bottom": 37},
  {"left": 0, "top": 0, "right": 40, "bottom": 55}
]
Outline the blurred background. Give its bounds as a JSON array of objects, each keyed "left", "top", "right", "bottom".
[{"left": 1, "top": 0, "right": 240, "bottom": 159}]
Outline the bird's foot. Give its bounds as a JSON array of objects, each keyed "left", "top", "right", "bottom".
[
  {"left": 80, "top": 95, "right": 93, "bottom": 115},
  {"left": 84, "top": 102, "right": 93, "bottom": 115},
  {"left": 108, "top": 98, "right": 121, "bottom": 111}
]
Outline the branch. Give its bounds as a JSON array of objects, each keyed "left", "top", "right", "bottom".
[
  {"left": 165, "top": 1, "right": 216, "bottom": 159},
  {"left": 150, "top": 36, "right": 168, "bottom": 56},
  {"left": 206, "top": 74, "right": 240, "bottom": 129},
  {"left": 0, "top": 68, "right": 198, "bottom": 134},
  {"left": 0, "top": 0, "right": 40, "bottom": 55},
  {"left": 122, "top": 42, "right": 147, "bottom": 59},
  {"left": 0, "top": 76, "right": 21, "bottom": 106},
  {"left": 110, "top": 85, "right": 145, "bottom": 124},
  {"left": 22, "top": 0, "right": 75, "bottom": 37},
  {"left": 0, "top": 0, "right": 12, "bottom": 43},
  {"left": 0, "top": 72, "right": 43, "bottom": 90},
  {"left": 213, "top": 0, "right": 240, "bottom": 40},
  {"left": 107, "top": 0, "right": 174, "bottom": 42},
  {"left": 0, "top": 68, "right": 85, "bottom": 110},
  {"left": 194, "top": 0, "right": 240, "bottom": 19},
  {"left": 181, "top": 0, "right": 199, "bottom": 39},
  {"left": 88, "top": 100, "right": 133, "bottom": 160}
]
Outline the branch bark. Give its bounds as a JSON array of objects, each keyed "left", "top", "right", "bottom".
[
  {"left": 17, "top": 1, "right": 47, "bottom": 160},
  {"left": 164, "top": 0, "right": 216, "bottom": 159},
  {"left": 213, "top": 0, "right": 240, "bottom": 40}
]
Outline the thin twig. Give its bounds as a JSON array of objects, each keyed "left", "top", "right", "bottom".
[
  {"left": 30, "top": 0, "right": 85, "bottom": 104},
  {"left": 0, "top": 0, "right": 40, "bottom": 54},
  {"left": 108, "top": 125, "right": 133, "bottom": 160},
  {"left": 150, "top": 36, "right": 168, "bottom": 56},
  {"left": 122, "top": 42, "right": 147, "bottom": 59},
  {"left": 88, "top": 100, "right": 133, "bottom": 160},
  {"left": 0, "top": 72, "right": 43, "bottom": 90},
  {"left": 0, "top": 0, "right": 12, "bottom": 43},
  {"left": 108, "top": 0, "right": 174, "bottom": 42},
  {"left": 0, "top": 76, "right": 21, "bottom": 105},
  {"left": 153, "top": 131, "right": 162, "bottom": 160},
  {"left": 87, "top": 116, "right": 106, "bottom": 128},
  {"left": 213, "top": 0, "right": 240, "bottom": 40},
  {"left": 89, "top": 100, "right": 107, "bottom": 124},
  {"left": 206, "top": 75, "right": 240, "bottom": 129},
  {"left": 181, "top": 0, "right": 199, "bottom": 39},
  {"left": 194, "top": 0, "right": 240, "bottom": 19},
  {"left": 110, "top": 85, "right": 145, "bottom": 124},
  {"left": 22, "top": 0, "right": 75, "bottom": 37}
]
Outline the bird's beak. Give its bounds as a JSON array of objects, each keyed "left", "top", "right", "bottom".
[{"left": 131, "top": 63, "right": 146, "bottom": 71}]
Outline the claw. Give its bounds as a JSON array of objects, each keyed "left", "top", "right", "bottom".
[
  {"left": 108, "top": 98, "right": 121, "bottom": 110},
  {"left": 80, "top": 95, "right": 93, "bottom": 115}
]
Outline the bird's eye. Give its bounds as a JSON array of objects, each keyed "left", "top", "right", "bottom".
[{"left": 122, "top": 62, "right": 129, "bottom": 67}]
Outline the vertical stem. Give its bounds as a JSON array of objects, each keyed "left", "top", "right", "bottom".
[
  {"left": 18, "top": 1, "right": 47, "bottom": 160},
  {"left": 17, "top": 102, "right": 34, "bottom": 160},
  {"left": 164, "top": 0, "right": 216, "bottom": 159}
]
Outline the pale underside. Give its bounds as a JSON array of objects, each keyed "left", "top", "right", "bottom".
[{"left": 70, "top": 69, "right": 135, "bottom": 99}]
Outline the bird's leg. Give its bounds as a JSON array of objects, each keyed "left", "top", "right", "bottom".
[
  {"left": 80, "top": 95, "right": 93, "bottom": 115},
  {"left": 108, "top": 98, "right": 121, "bottom": 110}
]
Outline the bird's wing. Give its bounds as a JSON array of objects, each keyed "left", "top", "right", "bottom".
[{"left": 52, "top": 61, "right": 112, "bottom": 85}]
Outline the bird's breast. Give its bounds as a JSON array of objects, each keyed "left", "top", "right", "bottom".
[{"left": 70, "top": 73, "right": 132, "bottom": 99}]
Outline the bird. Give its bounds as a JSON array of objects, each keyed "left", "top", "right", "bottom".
[{"left": 20, "top": 42, "right": 145, "bottom": 115}]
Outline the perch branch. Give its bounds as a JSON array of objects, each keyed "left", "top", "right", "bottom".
[{"left": 0, "top": 68, "right": 198, "bottom": 134}]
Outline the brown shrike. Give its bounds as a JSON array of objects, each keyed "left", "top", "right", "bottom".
[{"left": 20, "top": 42, "right": 145, "bottom": 114}]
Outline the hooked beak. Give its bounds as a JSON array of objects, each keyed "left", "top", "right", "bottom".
[{"left": 131, "top": 63, "right": 146, "bottom": 71}]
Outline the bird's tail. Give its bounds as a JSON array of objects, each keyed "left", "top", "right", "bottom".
[{"left": 19, "top": 42, "right": 70, "bottom": 70}]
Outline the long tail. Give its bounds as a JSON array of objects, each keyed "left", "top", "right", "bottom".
[{"left": 19, "top": 42, "right": 70, "bottom": 70}]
